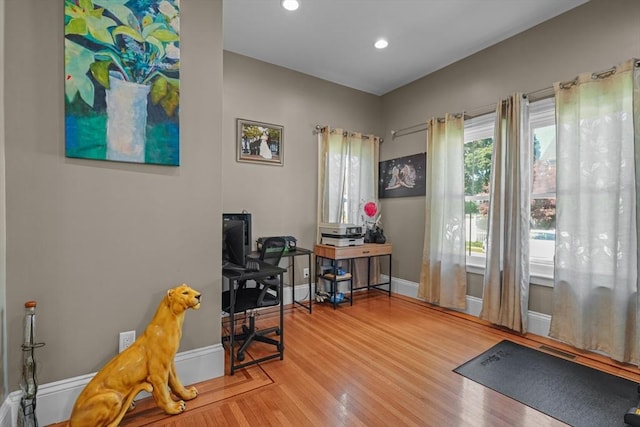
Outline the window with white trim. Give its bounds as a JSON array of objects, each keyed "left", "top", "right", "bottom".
[
  {"left": 463, "top": 98, "right": 556, "bottom": 281},
  {"left": 464, "top": 113, "right": 495, "bottom": 269},
  {"left": 529, "top": 97, "right": 556, "bottom": 279}
]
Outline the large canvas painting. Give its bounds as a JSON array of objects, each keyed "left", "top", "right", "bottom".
[
  {"left": 64, "top": 0, "right": 180, "bottom": 166},
  {"left": 378, "top": 152, "right": 426, "bottom": 198}
]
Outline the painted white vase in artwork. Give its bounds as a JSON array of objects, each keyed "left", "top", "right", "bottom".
[{"left": 105, "top": 73, "right": 151, "bottom": 163}]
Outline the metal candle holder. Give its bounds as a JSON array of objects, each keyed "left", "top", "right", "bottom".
[{"left": 17, "top": 301, "right": 45, "bottom": 427}]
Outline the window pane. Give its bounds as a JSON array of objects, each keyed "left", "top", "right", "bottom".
[
  {"left": 465, "top": 199, "right": 489, "bottom": 256},
  {"left": 532, "top": 124, "right": 556, "bottom": 195},
  {"left": 530, "top": 99, "right": 556, "bottom": 269},
  {"left": 529, "top": 221, "right": 555, "bottom": 264},
  {"left": 464, "top": 134, "right": 493, "bottom": 257},
  {"left": 464, "top": 113, "right": 494, "bottom": 261},
  {"left": 464, "top": 138, "right": 493, "bottom": 197}
]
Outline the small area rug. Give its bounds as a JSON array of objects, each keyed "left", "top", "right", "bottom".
[{"left": 454, "top": 340, "right": 638, "bottom": 427}]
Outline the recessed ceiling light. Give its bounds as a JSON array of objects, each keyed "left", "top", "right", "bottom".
[
  {"left": 281, "top": 0, "right": 299, "bottom": 11},
  {"left": 374, "top": 39, "right": 388, "bottom": 49}
]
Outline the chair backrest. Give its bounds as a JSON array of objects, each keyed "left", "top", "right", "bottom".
[{"left": 259, "top": 237, "right": 287, "bottom": 267}]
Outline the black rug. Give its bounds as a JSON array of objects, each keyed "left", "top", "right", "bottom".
[{"left": 454, "top": 340, "right": 639, "bottom": 427}]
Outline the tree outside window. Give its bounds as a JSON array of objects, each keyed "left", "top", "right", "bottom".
[
  {"left": 464, "top": 137, "right": 492, "bottom": 256},
  {"left": 463, "top": 99, "right": 556, "bottom": 278}
]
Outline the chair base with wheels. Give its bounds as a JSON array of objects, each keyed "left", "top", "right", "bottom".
[{"left": 235, "top": 309, "right": 282, "bottom": 361}]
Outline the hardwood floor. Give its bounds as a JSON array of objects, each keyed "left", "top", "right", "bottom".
[{"left": 52, "top": 292, "right": 640, "bottom": 426}]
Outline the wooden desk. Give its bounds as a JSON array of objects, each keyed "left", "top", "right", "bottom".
[{"left": 314, "top": 243, "right": 392, "bottom": 308}]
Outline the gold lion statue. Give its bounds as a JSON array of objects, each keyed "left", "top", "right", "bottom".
[{"left": 68, "top": 283, "right": 202, "bottom": 427}]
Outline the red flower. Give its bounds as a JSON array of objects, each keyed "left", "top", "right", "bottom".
[{"left": 364, "top": 201, "right": 378, "bottom": 218}]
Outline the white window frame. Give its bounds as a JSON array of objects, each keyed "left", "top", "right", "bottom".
[
  {"left": 464, "top": 113, "right": 495, "bottom": 273},
  {"left": 528, "top": 97, "right": 556, "bottom": 285},
  {"left": 463, "top": 98, "right": 556, "bottom": 286}
]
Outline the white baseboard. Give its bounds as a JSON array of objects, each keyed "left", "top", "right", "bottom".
[
  {"left": 386, "top": 274, "right": 552, "bottom": 338},
  {"left": 283, "top": 283, "right": 315, "bottom": 306},
  {"left": 528, "top": 309, "right": 552, "bottom": 337},
  {"left": 2, "top": 344, "right": 224, "bottom": 427},
  {"left": 0, "top": 277, "right": 553, "bottom": 426}
]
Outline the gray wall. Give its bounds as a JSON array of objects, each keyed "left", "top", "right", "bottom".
[
  {"left": 380, "top": 0, "right": 640, "bottom": 311},
  {"left": 4, "top": 0, "right": 223, "bottom": 388},
  {"left": 222, "top": 51, "right": 383, "bottom": 283}
]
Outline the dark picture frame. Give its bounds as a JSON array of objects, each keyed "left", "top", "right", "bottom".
[
  {"left": 236, "top": 119, "right": 284, "bottom": 166},
  {"left": 378, "top": 152, "right": 426, "bottom": 198}
]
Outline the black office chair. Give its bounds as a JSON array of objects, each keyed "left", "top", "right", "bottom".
[{"left": 222, "top": 237, "right": 286, "bottom": 362}]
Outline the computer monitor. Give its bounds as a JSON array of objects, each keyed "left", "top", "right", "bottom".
[
  {"left": 222, "top": 219, "right": 246, "bottom": 268},
  {"left": 222, "top": 213, "right": 252, "bottom": 255}
]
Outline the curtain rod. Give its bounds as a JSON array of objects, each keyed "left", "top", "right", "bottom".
[
  {"left": 391, "top": 59, "right": 640, "bottom": 140},
  {"left": 313, "top": 125, "right": 384, "bottom": 143},
  {"left": 390, "top": 85, "right": 554, "bottom": 140},
  {"left": 557, "top": 59, "right": 640, "bottom": 90}
]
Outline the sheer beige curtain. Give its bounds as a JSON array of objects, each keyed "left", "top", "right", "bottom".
[
  {"left": 418, "top": 114, "right": 467, "bottom": 309},
  {"left": 317, "top": 127, "right": 381, "bottom": 285},
  {"left": 549, "top": 59, "right": 640, "bottom": 364},
  {"left": 479, "top": 94, "right": 531, "bottom": 333}
]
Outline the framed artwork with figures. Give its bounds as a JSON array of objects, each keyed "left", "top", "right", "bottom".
[
  {"left": 236, "top": 119, "right": 284, "bottom": 166},
  {"left": 378, "top": 152, "right": 426, "bottom": 198}
]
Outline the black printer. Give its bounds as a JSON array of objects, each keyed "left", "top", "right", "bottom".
[{"left": 256, "top": 236, "right": 297, "bottom": 252}]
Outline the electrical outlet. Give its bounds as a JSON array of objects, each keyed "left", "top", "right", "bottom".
[
  {"left": 303, "top": 267, "right": 310, "bottom": 278},
  {"left": 119, "top": 330, "right": 136, "bottom": 353}
]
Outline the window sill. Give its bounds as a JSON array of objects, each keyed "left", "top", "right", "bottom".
[{"left": 466, "top": 256, "right": 554, "bottom": 287}]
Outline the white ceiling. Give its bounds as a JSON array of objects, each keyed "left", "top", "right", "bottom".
[{"left": 223, "top": 0, "right": 590, "bottom": 96}]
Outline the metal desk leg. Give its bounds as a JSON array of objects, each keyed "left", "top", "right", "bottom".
[
  {"left": 349, "top": 258, "right": 354, "bottom": 306},
  {"left": 279, "top": 270, "right": 285, "bottom": 359},
  {"left": 332, "top": 259, "right": 338, "bottom": 309},
  {"left": 388, "top": 254, "right": 392, "bottom": 296},
  {"left": 291, "top": 255, "right": 296, "bottom": 308},
  {"left": 367, "top": 256, "right": 371, "bottom": 291},
  {"left": 229, "top": 278, "right": 236, "bottom": 375},
  {"left": 308, "top": 251, "right": 313, "bottom": 313}
]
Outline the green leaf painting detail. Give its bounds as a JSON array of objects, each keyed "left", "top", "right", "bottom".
[{"left": 65, "top": 0, "right": 180, "bottom": 166}]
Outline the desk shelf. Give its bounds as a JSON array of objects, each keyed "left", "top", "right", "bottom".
[
  {"left": 320, "top": 272, "right": 352, "bottom": 281},
  {"left": 314, "top": 243, "right": 392, "bottom": 309},
  {"left": 317, "top": 271, "right": 353, "bottom": 308}
]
